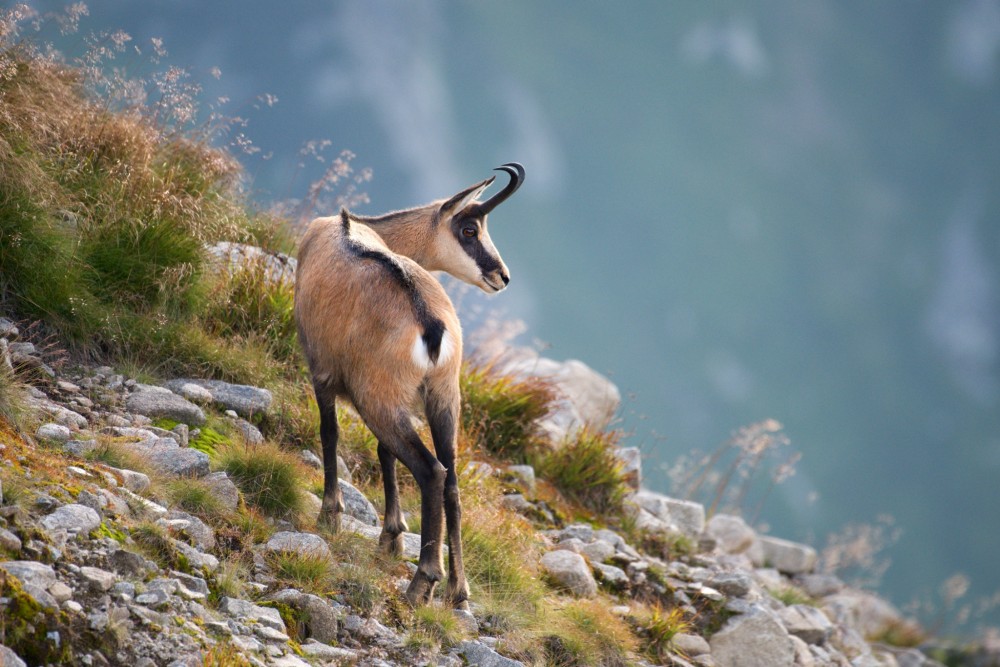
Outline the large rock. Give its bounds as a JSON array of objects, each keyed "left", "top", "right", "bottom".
[
  {"left": 779, "top": 604, "right": 834, "bottom": 644},
  {"left": 540, "top": 550, "right": 598, "bottom": 597},
  {"left": 130, "top": 437, "right": 210, "bottom": 477},
  {"left": 219, "top": 596, "right": 286, "bottom": 632},
  {"left": 496, "top": 350, "right": 620, "bottom": 442},
  {"left": 759, "top": 536, "right": 818, "bottom": 574},
  {"left": 271, "top": 590, "right": 339, "bottom": 644},
  {"left": 0, "top": 644, "right": 26, "bottom": 667},
  {"left": 35, "top": 423, "right": 71, "bottom": 445},
  {"left": 707, "top": 513, "right": 757, "bottom": 554},
  {"left": 265, "top": 531, "right": 331, "bottom": 559},
  {"left": 165, "top": 378, "right": 271, "bottom": 418},
  {"left": 629, "top": 490, "right": 705, "bottom": 537},
  {"left": 126, "top": 387, "right": 206, "bottom": 426},
  {"left": 340, "top": 479, "right": 379, "bottom": 526},
  {"left": 710, "top": 606, "right": 795, "bottom": 667},
  {"left": 40, "top": 503, "right": 102, "bottom": 536},
  {"left": 206, "top": 241, "right": 297, "bottom": 285}
]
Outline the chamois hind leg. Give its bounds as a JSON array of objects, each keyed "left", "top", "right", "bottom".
[
  {"left": 314, "top": 384, "right": 344, "bottom": 531},
  {"left": 361, "top": 409, "right": 446, "bottom": 607},
  {"left": 427, "top": 391, "right": 470, "bottom": 610},
  {"left": 377, "top": 442, "right": 408, "bottom": 557}
]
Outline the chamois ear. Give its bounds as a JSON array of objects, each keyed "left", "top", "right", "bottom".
[{"left": 439, "top": 176, "right": 495, "bottom": 217}]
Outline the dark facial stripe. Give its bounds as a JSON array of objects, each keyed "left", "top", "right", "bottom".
[
  {"left": 453, "top": 221, "right": 502, "bottom": 275},
  {"left": 341, "top": 212, "right": 444, "bottom": 363}
]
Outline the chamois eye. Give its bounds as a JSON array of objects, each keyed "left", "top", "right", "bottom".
[{"left": 462, "top": 226, "right": 477, "bottom": 238}]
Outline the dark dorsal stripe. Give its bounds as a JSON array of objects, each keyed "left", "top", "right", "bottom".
[{"left": 340, "top": 211, "right": 445, "bottom": 363}]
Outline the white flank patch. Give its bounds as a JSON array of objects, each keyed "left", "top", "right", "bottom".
[{"left": 410, "top": 329, "right": 455, "bottom": 371}]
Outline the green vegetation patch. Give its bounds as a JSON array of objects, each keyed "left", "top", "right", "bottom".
[
  {"left": 536, "top": 428, "right": 629, "bottom": 517},
  {"left": 460, "top": 362, "right": 554, "bottom": 463},
  {"left": 217, "top": 442, "right": 306, "bottom": 518}
]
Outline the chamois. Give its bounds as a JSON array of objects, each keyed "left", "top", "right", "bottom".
[{"left": 294, "top": 163, "right": 524, "bottom": 608}]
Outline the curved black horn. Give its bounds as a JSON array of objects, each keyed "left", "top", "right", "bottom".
[{"left": 478, "top": 162, "right": 525, "bottom": 215}]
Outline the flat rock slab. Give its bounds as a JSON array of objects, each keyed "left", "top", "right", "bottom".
[
  {"left": 41, "top": 503, "right": 102, "bottom": 535},
  {"left": 126, "top": 388, "right": 206, "bottom": 426},
  {"left": 131, "top": 438, "right": 210, "bottom": 477},
  {"left": 265, "top": 531, "right": 331, "bottom": 559},
  {"left": 457, "top": 640, "right": 527, "bottom": 667},
  {"left": 219, "top": 596, "right": 285, "bottom": 632},
  {"left": 759, "top": 536, "right": 818, "bottom": 574},
  {"left": 165, "top": 378, "right": 271, "bottom": 418}
]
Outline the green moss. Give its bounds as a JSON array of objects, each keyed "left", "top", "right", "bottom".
[
  {"left": 0, "top": 572, "right": 75, "bottom": 664},
  {"left": 189, "top": 426, "right": 231, "bottom": 456},
  {"left": 91, "top": 521, "right": 127, "bottom": 543}
]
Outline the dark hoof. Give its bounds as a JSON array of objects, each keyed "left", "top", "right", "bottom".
[
  {"left": 378, "top": 531, "right": 405, "bottom": 558},
  {"left": 405, "top": 572, "right": 438, "bottom": 607},
  {"left": 452, "top": 598, "right": 471, "bottom": 611}
]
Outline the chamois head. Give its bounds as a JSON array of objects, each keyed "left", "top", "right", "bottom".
[{"left": 434, "top": 163, "right": 523, "bottom": 293}]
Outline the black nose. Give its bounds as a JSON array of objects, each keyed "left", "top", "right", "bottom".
[{"left": 501, "top": 272, "right": 510, "bottom": 286}]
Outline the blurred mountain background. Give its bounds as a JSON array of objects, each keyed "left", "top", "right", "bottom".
[{"left": 22, "top": 0, "right": 1000, "bottom": 631}]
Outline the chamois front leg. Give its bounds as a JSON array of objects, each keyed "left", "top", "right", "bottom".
[
  {"left": 377, "top": 442, "right": 408, "bottom": 557},
  {"left": 428, "top": 393, "right": 470, "bottom": 610},
  {"left": 314, "top": 387, "right": 344, "bottom": 531}
]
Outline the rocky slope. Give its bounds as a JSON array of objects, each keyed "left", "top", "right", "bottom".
[{"left": 0, "top": 310, "right": 978, "bottom": 667}]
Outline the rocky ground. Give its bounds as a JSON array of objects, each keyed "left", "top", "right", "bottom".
[{"left": 0, "top": 314, "right": 990, "bottom": 667}]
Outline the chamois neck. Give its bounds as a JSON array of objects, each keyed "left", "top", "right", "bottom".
[{"left": 350, "top": 206, "right": 437, "bottom": 268}]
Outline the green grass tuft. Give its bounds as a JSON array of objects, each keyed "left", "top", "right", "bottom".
[
  {"left": 217, "top": 441, "right": 306, "bottom": 518},
  {"left": 460, "top": 362, "right": 554, "bottom": 463},
  {"left": 265, "top": 550, "right": 334, "bottom": 595},
  {"left": 536, "top": 428, "right": 630, "bottom": 517}
]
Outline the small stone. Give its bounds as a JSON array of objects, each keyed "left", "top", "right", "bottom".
[
  {"left": 540, "top": 550, "right": 598, "bottom": 597},
  {"left": 709, "top": 572, "right": 753, "bottom": 598},
  {"left": 592, "top": 562, "right": 629, "bottom": 589},
  {"left": 48, "top": 581, "right": 73, "bottom": 603},
  {"left": 80, "top": 566, "right": 117, "bottom": 592},
  {"left": 615, "top": 446, "right": 642, "bottom": 489},
  {"left": 629, "top": 490, "right": 705, "bottom": 538},
  {"left": 0, "top": 316, "right": 19, "bottom": 337},
  {"left": 231, "top": 417, "right": 264, "bottom": 446},
  {"left": 36, "top": 423, "right": 72, "bottom": 444},
  {"left": 453, "top": 608, "right": 479, "bottom": 633},
  {"left": 109, "top": 549, "right": 153, "bottom": 577},
  {"left": 63, "top": 600, "right": 84, "bottom": 614},
  {"left": 505, "top": 465, "right": 536, "bottom": 492},
  {"left": 580, "top": 539, "right": 616, "bottom": 564},
  {"left": 107, "top": 467, "right": 151, "bottom": 492},
  {"left": 300, "top": 450, "right": 322, "bottom": 469},
  {"left": 135, "top": 589, "right": 170, "bottom": 608},
  {"left": 202, "top": 471, "right": 240, "bottom": 511},
  {"left": 0, "top": 528, "right": 22, "bottom": 553}
]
